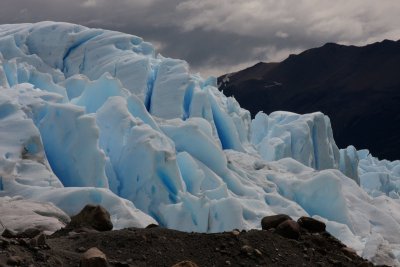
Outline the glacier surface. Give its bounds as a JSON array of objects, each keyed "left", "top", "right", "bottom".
[{"left": 0, "top": 22, "right": 399, "bottom": 266}]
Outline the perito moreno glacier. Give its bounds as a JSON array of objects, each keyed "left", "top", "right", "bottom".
[{"left": 0, "top": 22, "right": 399, "bottom": 265}]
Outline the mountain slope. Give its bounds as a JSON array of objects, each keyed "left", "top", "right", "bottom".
[{"left": 218, "top": 40, "right": 400, "bottom": 161}]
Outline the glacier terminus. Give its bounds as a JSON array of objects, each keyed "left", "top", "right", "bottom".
[{"left": 0, "top": 22, "right": 399, "bottom": 266}]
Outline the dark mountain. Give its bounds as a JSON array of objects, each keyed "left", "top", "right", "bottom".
[{"left": 218, "top": 40, "right": 400, "bottom": 161}]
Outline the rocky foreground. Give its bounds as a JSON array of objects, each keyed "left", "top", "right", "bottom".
[{"left": 0, "top": 205, "right": 384, "bottom": 267}]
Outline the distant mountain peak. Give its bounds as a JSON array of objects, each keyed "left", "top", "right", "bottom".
[{"left": 218, "top": 40, "right": 400, "bottom": 161}]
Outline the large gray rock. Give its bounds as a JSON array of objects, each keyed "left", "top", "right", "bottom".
[
  {"left": 276, "top": 220, "right": 300, "bottom": 240},
  {"left": 297, "top": 216, "right": 326, "bottom": 233},
  {"left": 29, "top": 233, "right": 47, "bottom": 247},
  {"left": 1, "top": 229, "right": 17, "bottom": 238},
  {"left": 261, "top": 214, "right": 292, "bottom": 230},
  {"left": 80, "top": 247, "right": 109, "bottom": 267},
  {"left": 20, "top": 228, "right": 41, "bottom": 238},
  {"left": 68, "top": 205, "right": 113, "bottom": 231}
]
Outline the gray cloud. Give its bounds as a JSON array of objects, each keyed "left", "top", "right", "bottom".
[{"left": 0, "top": 0, "right": 399, "bottom": 77}]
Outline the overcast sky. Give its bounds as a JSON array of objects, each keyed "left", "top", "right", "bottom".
[{"left": 0, "top": 0, "right": 399, "bottom": 77}]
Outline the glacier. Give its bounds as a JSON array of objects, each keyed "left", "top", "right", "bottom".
[{"left": 0, "top": 22, "right": 400, "bottom": 265}]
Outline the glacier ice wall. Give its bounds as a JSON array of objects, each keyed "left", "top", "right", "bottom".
[
  {"left": 349, "top": 148, "right": 400, "bottom": 198},
  {"left": 0, "top": 22, "right": 400, "bottom": 266},
  {"left": 251, "top": 111, "right": 340, "bottom": 170}
]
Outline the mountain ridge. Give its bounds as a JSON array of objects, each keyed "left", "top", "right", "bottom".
[{"left": 218, "top": 39, "right": 400, "bottom": 161}]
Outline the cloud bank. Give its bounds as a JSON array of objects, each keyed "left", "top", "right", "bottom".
[{"left": 1, "top": 0, "right": 399, "bottom": 76}]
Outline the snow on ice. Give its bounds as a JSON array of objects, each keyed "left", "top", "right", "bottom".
[{"left": 0, "top": 22, "right": 399, "bottom": 266}]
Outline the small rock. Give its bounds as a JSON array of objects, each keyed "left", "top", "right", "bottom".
[
  {"left": 21, "top": 228, "right": 41, "bottom": 238},
  {"left": 0, "top": 237, "right": 9, "bottom": 247},
  {"left": 231, "top": 230, "right": 240, "bottom": 236},
  {"left": 68, "top": 204, "right": 113, "bottom": 232},
  {"left": 241, "top": 245, "right": 253, "bottom": 255},
  {"left": 297, "top": 217, "right": 326, "bottom": 233},
  {"left": 275, "top": 220, "right": 300, "bottom": 240},
  {"left": 171, "top": 261, "right": 199, "bottom": 267},
  {"left": 77, "top": 247, "right": 86, "bottom": 253},
  {"left": 75, "top": 227, "right": 99, "bottom": 234},
  {"left": 80, "top": 247, "right": 109, "bottom": 267},
  {"left": 341, "top": 246, "right": 357, "bottom": 258},
  {"left": 1, "top": 229, "right": 17, "bottom": 238},
  {"left": 36, "top": 251, "right": 48, "bottom": 261},
  {"left": 220, "top": 249, "right": 229, "bottom": 254},
  {"left": 29, "top": 233, "right": 46, "bottom": 247},
  {"left": 7, "top": 256, "right": 22, "bottom": 266},
  {"left": 328, "top": 259, "right": 341, "bottom": 265},
  {"left": 145, "top": 223, "right": 159, "bottom": 229},
  {"left": 18, "top": 238, "right": 29, "bottom": 246},
  {"left": 67, "top": 231, "right": 80, "bottom": 239},
  {"left": 114, "top": 262, "right": 129, "bottom": 267},
  {"left": 254, "top": 249, "right": 262, "bottom": 256},
  {"left": 261, "top": 214, "right": 292, "bottom": 230},
  {"left": 225, "top": 260, "right": 231, "bottom": 265}
]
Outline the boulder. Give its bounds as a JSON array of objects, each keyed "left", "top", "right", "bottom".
[
  {"left": 29, "top": 233, "right": 47, "bottom": 247},
  {"left": 276, "top": 220, "right": 300, "bottom": 240},
  {"left": 0, "top": 237, "right": 9, "bottom": 248},
  {"left": 20, "top": 228, "right": 42, "bottom": 238},
  {"left": 231, "top": 230, "right": 240, "bottom": 236},
  {"left": 341, "top": 247, "right": 358, "bottom": 258},
  {"left": 80, "top": 247, "right": 109, "bottom": 267},
  {"left": 1, "top": 229, "right": 17, "bottom": 238},
  {"left": 297, "top": 217, "right": 326, "bottom": 233},
  {"left": 68, "top": 205, "right": 113, "bottom": 231},
  {"left": 261, "top": 214, "right": 292, "bottom": 230},
  {"left": 171, "top": 261, "right": 199, "bottom": 267},
  {"left": 145, "top": 223, "right": 159, "bottom": 229}
]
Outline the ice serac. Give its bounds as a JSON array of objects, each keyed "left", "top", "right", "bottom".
[
  {"left": 357, "top": 149, "right": 400, "bottom": 199},
  {"left": 150, "top": 58, "right": 189, "bottom": 119},
  {"left": 339, "top": 145, "right": 360, "bottom": 184},
  {"left": 0, "top": 84, "right": 156, "bottom": 229},
  {"left": 251, "top": 111, "right": 340, "bottom": 170},
  {"left": 96, "top": 96, "right": 185, "bottom": 218},
  {"left": 1, "top": 22, "right": 400, "bottom": 266}
]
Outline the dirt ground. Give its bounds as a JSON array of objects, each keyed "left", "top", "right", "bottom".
[{"left": 0, "top": 226, "right": 381, "bottom": 267}]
